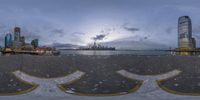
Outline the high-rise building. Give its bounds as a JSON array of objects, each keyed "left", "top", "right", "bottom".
[
  {"left": 20, "top": 36, "right": 25, "bottom": 45},
  {"left": 14, "top": 27, "right": 21, "bottom": 41},
  {"left": 4, "top": 33, "right": 12, "bottom": 48},
  {"left": 12, "top": 27, "right": 23, "bottom": 49},
  {"left": 31, "top": 39, "right": 39, "bottom": 48},
  {"left": 191, "top": 37, "right": 196, "bottom": 48},
  {"left": 178, "top": 16, "right": 195, "bottom": 49}
]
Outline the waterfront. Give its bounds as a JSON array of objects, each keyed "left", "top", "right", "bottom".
[
  {"left": 59, "top": 50, "right": 171, "bottom": 56},
  {"left": 1, "top": 0, "right": 200, "bottom": 99}
]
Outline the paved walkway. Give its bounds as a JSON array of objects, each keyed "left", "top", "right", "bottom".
[
  {"left": 1, "top": 70, "right": 200, "bottom": 100},
  {"left": 13, "top": 70, "right": 85, "bottom": 96}
]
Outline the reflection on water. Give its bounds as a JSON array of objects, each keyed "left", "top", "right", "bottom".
[{"left": 60, "top": 50, "right": 171, "bottom": 56}]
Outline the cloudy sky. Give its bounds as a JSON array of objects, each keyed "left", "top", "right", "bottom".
[{"left": 0, "top": 0, "right": 200, "bottom": 49}]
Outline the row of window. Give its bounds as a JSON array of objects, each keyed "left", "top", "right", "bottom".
[{"left": 179, "top": 33, "right": 189, "bottom": 39}]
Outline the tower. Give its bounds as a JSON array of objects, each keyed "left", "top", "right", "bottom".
[
  {"left": 31, "top": 39, "right": 39, "bottom": 48},
  {"left": 20, "top": 36, "right": 25, "bottom": 45},
  {"left": 12, "top": 27, "right": 23, "bottom": 49},
  {"left": 14, "top": 27, "right": 21, "bottom": 41},
  {"left": 4, "top": 33, "right": 12, "bottom": 48},
  {"left": 178, "top": 16, "right": 195, "bottom": 49}
]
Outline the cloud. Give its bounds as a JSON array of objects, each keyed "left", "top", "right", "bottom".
[
  {"left": 122, "top": 23, "right": 140, "bottom": 33},
  {"left": 90, "top": 28, "right": 115, "bottom": 42},
  {"left": 140, "top": 35, "right": 151, "bottom": 41},
  {"left": 51, "top": 28, "right": 65, "bottom": 37},
  {"left": 99, "top": 27, "right": 115, "bottom": 34},
  {"left": 143, "top": 36, "right": 148, "bottom": 40},
  {"left": 175, "top": 5, "right": 199, "bottom": 12},
  {"left": 0, "top": 24, "right": 12, "bottom": 46},
  {"left": 0, "top": 24, "right": 6, "bottom": 30},
  {"left": 193, "top": 25, "right": 200, "bottom": 33},
  {"left": 72, "top": 32, "right": 85, "bottom": 36},
  {"left": 20, "top": 27, "right": 41, "bottom": 42},
  {"left": 102, "top": 39, "right": 168, "bottom": 50},
  {"left": 122, "top": 34, "right": 150, "bottom": 42},
  {"left": 194, "top": 34, "right": 200, "bottom": 39},
  {"left": 193, "top": 25, "right": 200, "bottom": 39},
  {"left": 50, "top": 42, "right": 81, "bottom": 49},
  {"left": 165, "top": 27, "right": 174, "bottom": 34},
  {"left": 0, "top": 34, "right": 5, "bottom": 45},
  {"left": 68, "top": 32, "right": 87, "bottom": 44},
  {"left": 92, "top": 34, "right": 108, "bottom": 41}
]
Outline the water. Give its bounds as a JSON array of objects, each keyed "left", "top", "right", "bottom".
[{"left": 60, "top": 50, "right": 171, "bottom": 56}]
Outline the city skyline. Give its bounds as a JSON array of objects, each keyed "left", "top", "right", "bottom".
[
  {"left": 0, "top": 0, "right": 200, "bottom": 50},
  {"left": 4, "top": 27, "right": 39, "bottom": 50}
]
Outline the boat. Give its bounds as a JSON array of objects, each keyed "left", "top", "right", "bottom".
[{"left": 80, "top": 42, "right": 115, "bottom": 50}]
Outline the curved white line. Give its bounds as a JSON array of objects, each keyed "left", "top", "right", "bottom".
[
  {"left": 54, "top": 71, "right": 85, "bottom": 84},
  {"left": 12, "top": 70, "right": 85, "bottom": 96},
  {"left": 117, "top": 69, "right": 182, "bottom": 94},
  {"left": 13, "top": 70, "right": 85, "bottom": 84},
  {"left": 117, "top": 69, "right": 181, "bottom": 81}
]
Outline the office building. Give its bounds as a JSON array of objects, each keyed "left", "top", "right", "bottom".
[
  {"left": 20, "top": 36, "right": 25, "bottom": 45},
  {"left": 31, "top": 39, "right": 39, "bottom": 48},
  {"left": 178, "top": 16, "right": 195, "bottom": 49},
  {"left": 4, "top": 33, "right": 12, "bottom": 48},
  {"left": 12, "top": 27, "right": 23, "bottom": 49},
  {"left": 14, "top": 27, "right": 21, "bottom": 41}
]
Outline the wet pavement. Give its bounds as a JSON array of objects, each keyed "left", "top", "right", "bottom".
[
  {"left": 21, "top": 55, "right": 77, "bottom": 78},
  {"left": 60, "top": 73, "right": 142, "bottom": 95},
  {"left": 0, "top": 55, "right": 200, "bottom": 97},
  {"left": 0, "top": 72, "right": 36, "bottom": 95},
  {"left": 158, "top": 73, "right": 200, "bottom": 95}
]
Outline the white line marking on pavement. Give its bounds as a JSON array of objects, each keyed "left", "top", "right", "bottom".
[
  {"left": 1, "top": 70, "right": 200, "bottom": 100},
  {"left": 117, "top": 69, "right": 181, "bottom": 94},
  {"left": 117, "top": 69, "right": 181, "bottom": 81},
  {"left": 13, "top": 70, "right": 85, "bottom": 96}
]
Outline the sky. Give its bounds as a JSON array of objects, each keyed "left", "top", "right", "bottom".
[{"left": 0, "top": 0, "right": 200, "bottom": 49}]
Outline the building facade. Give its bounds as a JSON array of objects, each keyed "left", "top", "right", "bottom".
[
  {"left": 31, "top": 39, "right": 39, "bottom": 48},
  {"left": 20, "top": 36, "right": 25, "bottom": 45},
  {"left": 14, "top": 27, "right": 21, "bottom": 41},
  {"left": 13, "top": 27, "right": 25, "bottom": 49},
  {"left": 4, "top": 33, "right": 12, "bottom": 48},
  {"left": 178, "top": 16, "right": 195, "bottom": 49}
]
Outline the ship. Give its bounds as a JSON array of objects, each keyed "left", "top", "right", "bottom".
[
  {"left": 0, "top": 47, "right": 60, "bottom": 56},
  {"left": 80, "top": 41, "right": 115, "bottom": 50}
]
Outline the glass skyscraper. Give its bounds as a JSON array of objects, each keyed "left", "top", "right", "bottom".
[
  {"left": 31, "top": 39, "right": 39, "bottom": 48},
  {"left": 4, "top": 33, "right": 12, "bottom": 48},
  {"left": 178, "top": 16, "right": 195, "bottom": 49},
  {"left": 14, "top": 27, "right": 21, "bottom": 41},
  {"left": 13, "top": 27, "right": 23, "bottom": 48}
]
